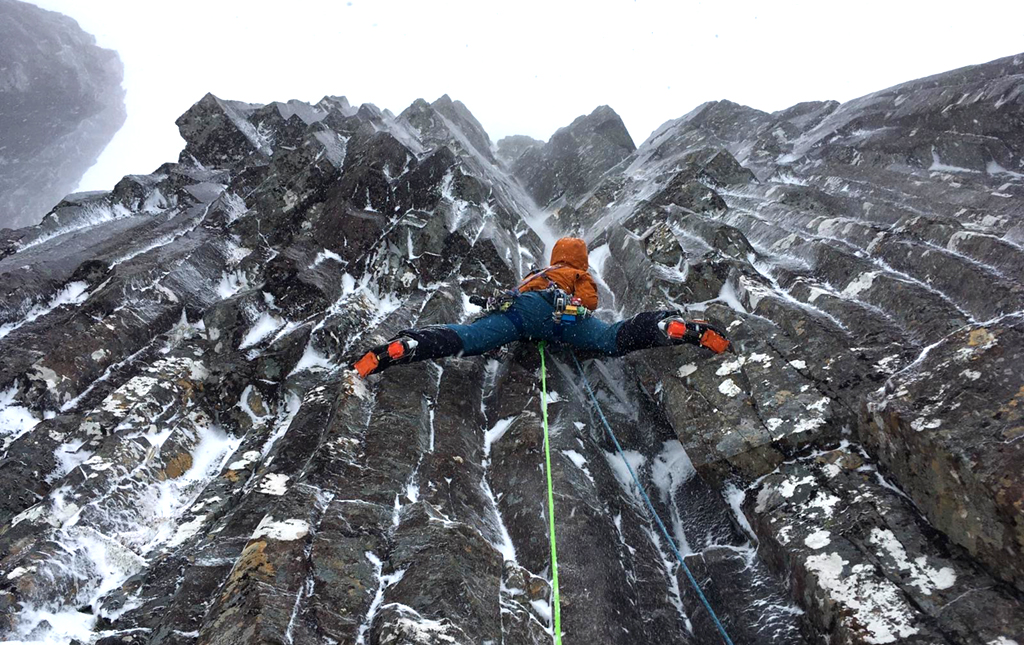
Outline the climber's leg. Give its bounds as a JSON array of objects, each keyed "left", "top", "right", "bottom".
[
  {"left": 610, "top": 310, "right": 679, "bottom": 356},
  {"left": 353, "top": 325, "right": 466, "bottom": 377},
  {"left": 558, "top": 310, "right": 730, "bottom": 357},
  {"left": 560, "top": 315, "right": 625, "bottom": 356},
  {"left": 446, "top": 313, "right": 522, "bottom": 357},
  {"left": 612, "top": 311, "right": 731, "bottom": 355}
]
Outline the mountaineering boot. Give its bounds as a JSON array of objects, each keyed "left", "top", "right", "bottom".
[
  {"left": 614, "top": 311, "right": 731, "bottom": 356},
  {"left": 659, "top": 316, "right": 731, "bottom": 354},
  {"left": 353, "top": 337, "right": 419, "bottom": 378},
  {"left": 613, "top": 310, "right": 679, "bottom": 355},
  {"left": 352, "top": 326, "right": 464, "bottom": 378}
]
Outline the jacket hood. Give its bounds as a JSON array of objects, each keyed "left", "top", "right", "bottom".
[{"left": 550, "top": 237, "right": 588, "bottom": 271}]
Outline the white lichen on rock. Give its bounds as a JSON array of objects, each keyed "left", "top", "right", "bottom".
[
  {"left": 805, "top": 552, "right": 919, "bottom": 644},
  {"left": 869, "top": 528, "right": 956, "bottom": 595}
]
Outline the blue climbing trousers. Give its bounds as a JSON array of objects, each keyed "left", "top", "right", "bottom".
[{"left": 446, "top": 291, "right": 625, "bottom": 357}]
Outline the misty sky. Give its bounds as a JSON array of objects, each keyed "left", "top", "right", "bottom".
[{"left": 28, "top": 0, "right": 1024, "bottom": 192}]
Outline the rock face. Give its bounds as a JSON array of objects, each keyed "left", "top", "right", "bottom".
[
  {"left": 510, "top": 105, "right": 636, "bottom": 208},
  {"left": 1, "top": 53, "right": 1023, "bottom": 645},
  {"left": 0, "top": 0, "right": 126, "bottom": 230}
]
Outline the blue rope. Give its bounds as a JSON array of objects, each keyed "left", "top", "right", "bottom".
[{"left": 569, "top": 351, "right": 735, "bottom": 645}]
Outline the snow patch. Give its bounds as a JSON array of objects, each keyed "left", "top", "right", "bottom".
[
  {"left": 779, "top": 475, "right": 815, "bottom": 498},
  {"left": 717, "top": 280, "right": 748, "bottom": 313},
  {"left": 0, "top": 386, "right": 40, "bottom": 448},
  {"left": 910, "top": 417, "right": 942, "bottom": 432},
  {"left": 239, "top": 311, "right": 287, "bottom": 349},
  {"left": 356, "top": 554, "right": 407, "bottom": 645},
  {"left": 227, "top": 450, "right": 262, "bottom": 471},
  {"left": 719, "top": 379, "right": 743, "bottom": 397},
  {"left": 604, "top": 449, "right": 647, "bottom": 501},
  {"left": 716, "top": 358, "right": 744, "bottom": 376},
  {"left": 252, "top": 516, "right": 311, "bottom": 541},
  {"left": 0, "top": 281, "right": 90, "bottom": 340},
  {"left": 808, "top": 492, "right": 842, "bottom": 518},
  {"left": 676, "top": 364, "right": 697, "bottom": 378},
  {"left": 216, "top": 269, "right": 249, "bottom": 299},
  {"left": 805, "top": 530, "right": 831, "bottom": 549},
  {"left": 258, "top": 473, "right": 290, "bottom": 496},
  {"left": 166, "top": 515, "right": 208, "bottom": 548},
  {"left": 483, "top": 416, "right": 516, "bottom": 459},
  {"left": 650, "top": 440, "right": 694, "bottom": 505},
  {"left": 930, "top": 148, "right": 980, "bottom": 174},
  {"left": 724, "top": 483, "right": 755, "bottom": 539},
  {"left": 291, "top": 343, "right": 333, "bottom": 374}
]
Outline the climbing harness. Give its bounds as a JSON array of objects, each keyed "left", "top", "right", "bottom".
[
  {"left": 551, "top": 295, "right": 591, "bottom": 326},
  {"left": 568, "top": 350, "right": 736, "bottom": 645},
  {"left": 538, "top": 341, "right": 563, "bottom": 645},
  {"left": 469, "top": 289, "right": 518, "bottom": 314}
]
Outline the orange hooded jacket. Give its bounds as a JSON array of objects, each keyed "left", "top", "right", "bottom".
[{"left": 518, "top": 237, "right": 599, "bottom": 310}]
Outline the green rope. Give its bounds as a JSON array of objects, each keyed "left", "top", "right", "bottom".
[{"left": 538, "top": 341, "right": 562, "bottom": 644}]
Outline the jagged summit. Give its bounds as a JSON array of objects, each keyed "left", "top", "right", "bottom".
[
  {"left": 0, "top": 53, "right": 1023, "bottom": 645},
  {"left": 508, "top": 104, "right": 636, "bottom": 208},
  {"left": 0, "top": 0, "right": 126, "bottom": 230}
]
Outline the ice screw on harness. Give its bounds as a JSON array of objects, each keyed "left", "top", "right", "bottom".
[
  {"left": 538, "top": 341, "right": 563, "bottom": 644},
  {"left": 570, "top": 350, "right": 735, "bottom": 645}
]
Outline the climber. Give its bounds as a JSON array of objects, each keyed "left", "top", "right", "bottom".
[{"left": 352, "top": 237, "right": 730, "bottom": 377}]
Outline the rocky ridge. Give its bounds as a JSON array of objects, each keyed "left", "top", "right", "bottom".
[
  {"left": 0, "top": 53, "right": 1022, "bottom": 645},
  {"left": 0, "top": 0, "right": 127, "bottom": 230}
]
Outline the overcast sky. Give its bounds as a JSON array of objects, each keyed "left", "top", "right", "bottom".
[{"left": 29, "top": 0, "right": 1024, "bottom": 192}]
